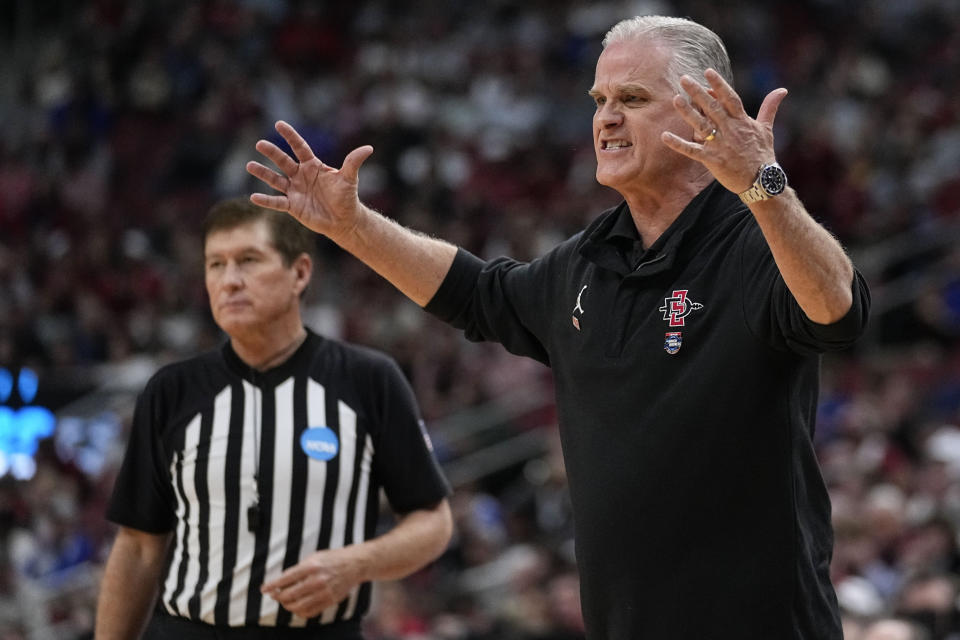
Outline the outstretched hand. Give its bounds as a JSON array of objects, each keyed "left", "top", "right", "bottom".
[
  {"left": 661, "top": 69, "right": 788, "bottom": 195},
  {"left": 246, "top": 121, "right": 374, "bottom": 240}
]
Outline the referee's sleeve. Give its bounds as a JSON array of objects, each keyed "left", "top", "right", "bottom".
[
  {"left": 370, "top": 357, "right": 451, "bottom": 514},
  {"left": 106, "top": 378, "right": 177, "bottom": 533}
]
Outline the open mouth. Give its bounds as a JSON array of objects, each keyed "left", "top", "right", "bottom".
[{"left": 601, "top": 140, "right": 632, "bottom": 150}]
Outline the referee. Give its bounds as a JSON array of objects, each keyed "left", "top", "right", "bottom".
[{"left": 95, "top": 199, "right": 452, "bottom": 639}]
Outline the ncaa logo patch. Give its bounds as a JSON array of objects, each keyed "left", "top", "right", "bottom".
[
  {"left": 664, "top": 332, "right": 683, "bottom": 355},
  {"left": 300, "top": 426, "right": 339, "bottom": 461}
]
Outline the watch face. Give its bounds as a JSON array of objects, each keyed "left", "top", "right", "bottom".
[{"left": 760, "top": 164, "right": 787, "bottom": 195}]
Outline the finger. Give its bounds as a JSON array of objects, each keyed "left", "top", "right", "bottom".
[
  {"left": 270, "top": 578, "right": 314, "bottom": 602},
  {"left": 756, "top": 88, "right": 788, "bottom": 127},
  {"left": 246, "top": 161, "right": 289, "bottom": 193},
  {"left": 250, "top": 193, "right": 290, "bottom": 212},
  {"left": 275, "top": 120, "right": 317, "bottom": 164},
  {"left": 671, "top": 95, "right": 713, "bottom": 139},
  {"left": 661, "top": 131, "right": 705, "bottom": 160},
  {"left": 255, "top": 139, "right": 299, "bottom": 176},
  {"left": 284, "top": 595, "right": 326, "bottom": 619},
  {"left": 703, "top": 69, "right": 745, "bottom": 118},
  {"left": 340, "top": 145, "right": 374, "bottom": 182},
  {"left": 270, "top": 584, "right": 325, "bottom": 617},
  {"left": 680, "top": 75, "right": 729, "bottom": 123},
  {"left": 261, "top": 566, "right": 305, "bottom": 593},
  {"left": 261, "top": 583, "right": 295, "bottom": 603}
]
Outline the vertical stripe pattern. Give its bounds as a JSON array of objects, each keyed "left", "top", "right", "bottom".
[
  {"left": 214, "top": 383, "right": 245, "bottom": 625},
  {"left": 229, "top": 380, "right": 259, "bottom": 625},
  {"left": 197, "top": 386, "right": 232, "bottom": 622},
  {"left": 288, "top": 379, "right": 328, "bottom": 627},
  {"left": 320, "top": 401, "right": 358, "bottom": 625},
  {"left": 159, "top": 376, "right": 376, "bottom": 628},
  {"left": 163, "top": 413, "right": 202, "bottom": 613},
  {"left": 343, "top": 434, "right": 374, "bottom": 619}
]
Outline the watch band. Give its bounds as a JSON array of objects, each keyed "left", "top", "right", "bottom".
[{"left": 738, "top": 183, "right": 769, "bottom": 204}]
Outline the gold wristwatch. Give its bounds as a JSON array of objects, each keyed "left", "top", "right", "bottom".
[{"left": 738, "top": 162, "right": 787, "bottom": 204}]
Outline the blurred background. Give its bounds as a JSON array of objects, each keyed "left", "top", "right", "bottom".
[{"left": 0, "top": 0, "right": 958, "bottom": 638}]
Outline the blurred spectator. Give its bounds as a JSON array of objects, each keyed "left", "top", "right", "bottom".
[
  {"left": 896, "top": 572, "right": 960, "bottom": 640},
  {"left": 861, "top": 617, "right": 931, "bottom": 640}
]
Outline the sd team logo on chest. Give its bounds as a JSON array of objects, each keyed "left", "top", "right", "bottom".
[
  {"left": 659, "top": 289, "right": 704, "bottom": 355},
  {"left": 300, "top": 426, "right": 340, "bottom": 461}
]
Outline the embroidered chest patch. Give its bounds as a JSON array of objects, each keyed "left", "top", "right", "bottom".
[{"left": 659, "top": 289, "right": 704, "bottom": 355}]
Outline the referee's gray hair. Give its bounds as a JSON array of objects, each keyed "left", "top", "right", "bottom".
[{"left": 602, "top": 16, "right": 733, "bottom": 92}]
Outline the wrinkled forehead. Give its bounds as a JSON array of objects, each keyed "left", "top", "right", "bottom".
[{"left": 592, "top": 38, "right": 675, "bottom": 90}]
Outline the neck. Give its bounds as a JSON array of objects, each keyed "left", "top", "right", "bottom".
[
  {"left": 622, "top": 169, "right": 713, "bottom": 247},
  {"left": 232, "top": 325, "right": 308, "bottom": 372}
]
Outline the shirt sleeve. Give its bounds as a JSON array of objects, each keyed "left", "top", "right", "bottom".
[
  {"left": 369, "top": 356, "right": 451, "bottom": 514},
  {"left": 738, "top": 222, "right": 871, "bottom": 355},
  {"left": 106, "top": 375, "right": 178, "bottom": 533},
  {"left": 424, "top": 248, "right": 552, "bottom": 365}
]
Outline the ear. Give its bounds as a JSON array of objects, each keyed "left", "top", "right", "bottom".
[{"left": 292, "top": 253, "right": 312, "bottom": 296}]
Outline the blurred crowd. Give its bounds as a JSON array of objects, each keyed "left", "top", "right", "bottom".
[{"left": 0, "top": 0, "right": 957, "bottom": 638}]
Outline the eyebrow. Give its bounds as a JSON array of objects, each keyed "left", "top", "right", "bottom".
[
  {"left": 587, "top": 83, "right": 651, "bottom": 99},
  {"left": 205, "top": 247, "right": 266, "bottom": 261}
]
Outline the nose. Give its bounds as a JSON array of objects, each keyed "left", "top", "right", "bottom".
[
  {"left": 220, "top": 261, "right": 244, "bottom": 290},
  {"left": 596, "top": 102, "right": 624, "bottom": 128}
]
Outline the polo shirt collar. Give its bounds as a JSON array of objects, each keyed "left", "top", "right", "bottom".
[{"left": 579, "top": 180, "right": 731, "bottom": 277}]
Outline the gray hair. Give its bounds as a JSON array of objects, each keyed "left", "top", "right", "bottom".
[{"left": 602, "top": 16, "right": 733, "bottom": 91}]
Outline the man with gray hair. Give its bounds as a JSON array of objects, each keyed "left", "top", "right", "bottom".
[{"left": 247, "top": 15, "right": 869, "bottom": 640}]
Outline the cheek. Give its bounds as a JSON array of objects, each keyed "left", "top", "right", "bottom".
[
  {"left": 205, "top": 276, "right": 218, "bottom": 298},
  {"left": 661, "top": 108, "right": 691, "bottom": 136},
  {"left": 262, "top": 273, "right": 299, "bottom": 302}
]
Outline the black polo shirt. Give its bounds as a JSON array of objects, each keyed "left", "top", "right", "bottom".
[{"left": 426, "top": 181, "right": 870, "bottom": 640}]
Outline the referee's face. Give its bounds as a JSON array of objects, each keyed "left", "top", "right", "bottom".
[{"left": 204, "top": 220, "right": 310, "bottom": 337}]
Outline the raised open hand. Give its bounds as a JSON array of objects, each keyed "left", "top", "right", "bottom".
[
  {"left": 246, "top": 121, "right": 373, "bottom": 240},
  {"left": 661, "top": 69, "right": 788, "bottom": 195}
]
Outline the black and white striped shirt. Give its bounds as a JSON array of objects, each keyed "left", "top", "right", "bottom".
[{"left": 108, "top": 330, "right": 449, "bottom": 628}]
